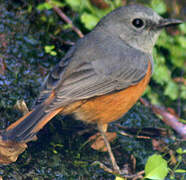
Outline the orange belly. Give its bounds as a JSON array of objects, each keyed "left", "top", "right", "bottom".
[{"left": 63, "top": 62, "right": 151, "bottom": 125}]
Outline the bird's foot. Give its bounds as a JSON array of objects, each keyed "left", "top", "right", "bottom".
[
  {"left": 92, "top": 161, "right": 144, "bottom": 179},
  {"left": 92, "top": 161, "right": 121, "bottom": 175}
]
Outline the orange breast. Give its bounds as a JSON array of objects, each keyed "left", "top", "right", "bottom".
[{"left": 64, "top": 62, "right": 151, "bottom": 125}]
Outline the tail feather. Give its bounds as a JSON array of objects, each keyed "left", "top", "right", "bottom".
[
  {"left": 19, "top": 107, "right": 63, "bottom": 142},
  {"left": 1, "top": 91, "right": 64, "bottom": 142},
  {"left": 2, "top": 104, "right": 47, "bottom": 142},
  {"left": 1, "top": 90, "right": 65, "bottom": 143},
  {"left": 2, "top": 103, "right": 64, "bottom": 142}
]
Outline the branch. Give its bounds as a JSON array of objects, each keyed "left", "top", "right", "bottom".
[
  {"left": 173, "top": 77, "right": 186, "bottom": 85},
  {"left": 47, "top": 0, "right": 84, "bottom": 38},
  {"left": 140, "top": 98, "right": 186, "bottom": 139}
]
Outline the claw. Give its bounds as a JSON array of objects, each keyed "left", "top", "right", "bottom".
[{"left": 92, "top": 161, "right": 144, "bottom": 179}]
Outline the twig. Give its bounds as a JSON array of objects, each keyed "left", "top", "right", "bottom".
[
  {"left": 0, "top": 57, "right": 6, "bottom": 75},
  {"left": 92, "top": 161, "right": 144, "bottom": 179},
  {"left": 116, "top": 124, "right": 167, "bottom": 138},
  {"left": 47, "top": 0, "right": 84, "bottom": 38},
  {"left": 92, "top": 161, "right": 118, "bottom": 175},
  {"left": 119, "top": 130, "right": 152, "bottom": 140},
  {"left": 140, "top": 98, "right": 186, "bottom": 139},
  {"left": 132, "top": 170, "right": 144, "bottom": 180},
  {"left": 174, "top": 77, "right": 186, "bottom": 85}
]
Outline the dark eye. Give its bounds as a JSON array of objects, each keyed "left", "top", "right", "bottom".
[{"left": 132, "top": 18, "right": 144, "bottom": 28}]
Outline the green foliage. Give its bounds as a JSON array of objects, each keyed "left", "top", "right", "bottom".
[
  {"left": 174, "top": 169, "right": 186, "bottom": 173},
  {"left": 144, "top": 154, "right": 168, "bottom": 180},
  {"left": 168, "top": 147, "right": 186, "bottom": 179},
  {"left": 37, "top": 2, "right": 53, "bottom": 10},
  {"left": 115, "top": 176, "right": 126, "bottom": 180},
  {"left": 44, "top": 45, "right": 57, "bottom": 56},
  {"left": 65, "top": 0, "right": 82, "bottom": 11},
  {"left": 150, "top": 28, "right": 186, "bottom": 103},
  {"left": 37, "top": 0, "right": 64, "bottom": 11},
  {"left": 64, "top": 0, "right": 122, "bottom": 30},
  {"left": 144, "top": 147, "right": 186, "bottom": 180},
  {"left": 80, "top": 12, "right": 99, "bottom": 30},
  {"left": 151, "top": 0, "right": 167, "bottom": 14}
]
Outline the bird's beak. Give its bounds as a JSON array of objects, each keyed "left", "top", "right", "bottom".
[{"left": 157, "top": 18, "right": 183, "bottom": 28}]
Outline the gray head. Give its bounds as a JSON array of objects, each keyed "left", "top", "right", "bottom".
[{"left": 96, "top": 4, "right": 182, "bottom": 53}]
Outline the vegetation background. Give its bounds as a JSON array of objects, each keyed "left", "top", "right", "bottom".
[{"left": 0, "top": 0, "right": 185, "bottom": 179}]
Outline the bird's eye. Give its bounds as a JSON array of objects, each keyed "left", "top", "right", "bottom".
[{"left": 132, "top": 18, "right": 144, "bottom": 28}]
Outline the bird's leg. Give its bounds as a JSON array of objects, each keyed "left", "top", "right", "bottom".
[
  {"left": 93, "top": 124, "right": 146, "bottom": 178},
  {"left": 97, "top": 123, "right": 121, "bottom": 174}
]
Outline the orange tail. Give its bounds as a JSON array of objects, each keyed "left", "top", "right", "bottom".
[
  {"left": 2, "top": 91, "right": 64, "bottom": 143},
  {"left": 2, "top": 103, "right": 64, "bottom": 142}
]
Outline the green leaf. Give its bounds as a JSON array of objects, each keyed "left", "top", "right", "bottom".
[
  {"left": 151, "top": 0, "right": 167, "bottom": 14},
  {"left": 53, "top": 149, "right": 58, "bottom": 154},
  {"left": 164, "top": 81, "right": 179, "bottom": 100},
  {"left": 145, "top": 154, "right": 169, "bottom": 180},
  {"left": 81, "top": 12, "right": 99, "bottom": 30},
  {"left": 146, "top": 86, "right": 161, "bottom": 105},
  {"left": 44, "top": 45, "right": 55, "bottom": 53},
  {"left": 115, "top": 176, "right": 126, "bottom": 180},
  {"left": 181, "top": 84, "right": 186, "bottom": 99},
  {"left": 179, "top": 23, "right": 186, "bottom": 33},
  {"left": 50, "top": 0, "right": 65, "bottom": 8},
  {"left": 114, "top": 0, "right": 123, "bottom": 7},
  {"left": 65, "top": 0, "right": 81, "bottom": 11},
  {"left": 37, "top": 0, "right": 64, "bottom": 10},
  {"left": 175, "top": 169, "right": 186, "bottom": 173},
  {"left": 37, "top": 2, "right": 53, "bottom": 11},
  {"left": 152, "top": 64, "right": 170, "bottom": 85},
  {"left": 63, "top": 23, "right": 73, "bottom": 30},
  {"left": 81, "top": 0, "right": 111, "bottom": 18},
  {"left": 50, "top": 51, "right": 57, "bottom": 56},
  {"left": 176, "top": 148, "right": 183, "bottom": 154},
  {"left": 176, "top": 36, "right": 186, "bottom": 48}
]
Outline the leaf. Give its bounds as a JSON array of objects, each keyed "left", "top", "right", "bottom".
[
  {"left": 37, "top": 0, "right": 65, "bottom": 10},
  {"left": 113, "top": 0, "right": 123, "bottom": 7},
  {"left": 115, "top": 176, "right": 126, "bottom": 180},
  {"left": 152, "top": 64, "right": 170, "bottom": 85},
  {"left": 175, "top": 169, "right": 186, "bottom": 173},
  {"left": 151, "top": 0, "right": 167, "bottom": 14},
  {"left": 44, "top": 45, "right": 55, "bottom": 53},
  {"left": 50, "top": 0, "right": 65, "bottom": 8},
  {"left": 181, "top": 85, "right": 186, "bottom": 99},
  {"left": 177, "top": 36, "right": 186, "bottom": 48},
  {"left": 89, "top": 132, "right": 117, "bottom": 152},
  {"left": 65, "top": 0, "right": 81, "bottom": 11},
  {"left": 146, "top": 87, "right": 161, "bottom": 105},
  {"left": 179, "top": 23, "right": 186, "bottom": 33},
  {"left": 50, "top": 51, "right": 57, "bottom": 56},
  {"left": 176, "top": 148, "right": 183, "bottom": 154},
  {"left": 145, "top": 154, "right": 169, "bottom": 180},
  {"left": 80, "top": 12, "right": 99, "bottom": 30},
  {"left": 82, "top": 0, "right": 111, "bottom": 18},
  {"left": 164, "top": 81, "right": 179, "bottom": 100},
  {"left": 37, "top": 2, "right": 53, "bottom": 11}
]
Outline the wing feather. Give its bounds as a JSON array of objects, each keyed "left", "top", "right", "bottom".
[{"left": 35, "top": 33, "right": 152, "bottom": 111}]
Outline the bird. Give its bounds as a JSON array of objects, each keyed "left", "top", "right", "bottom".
[{"left": 0, "top": 4, "right": 182, "bottom": 175}]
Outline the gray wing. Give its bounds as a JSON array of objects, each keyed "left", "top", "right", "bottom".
[
  {"left": 36, "top": 33, "right": 151, "bottom": 111},
  {"left": 35, "top": 45, "right": 76, "bottom": 106}
]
